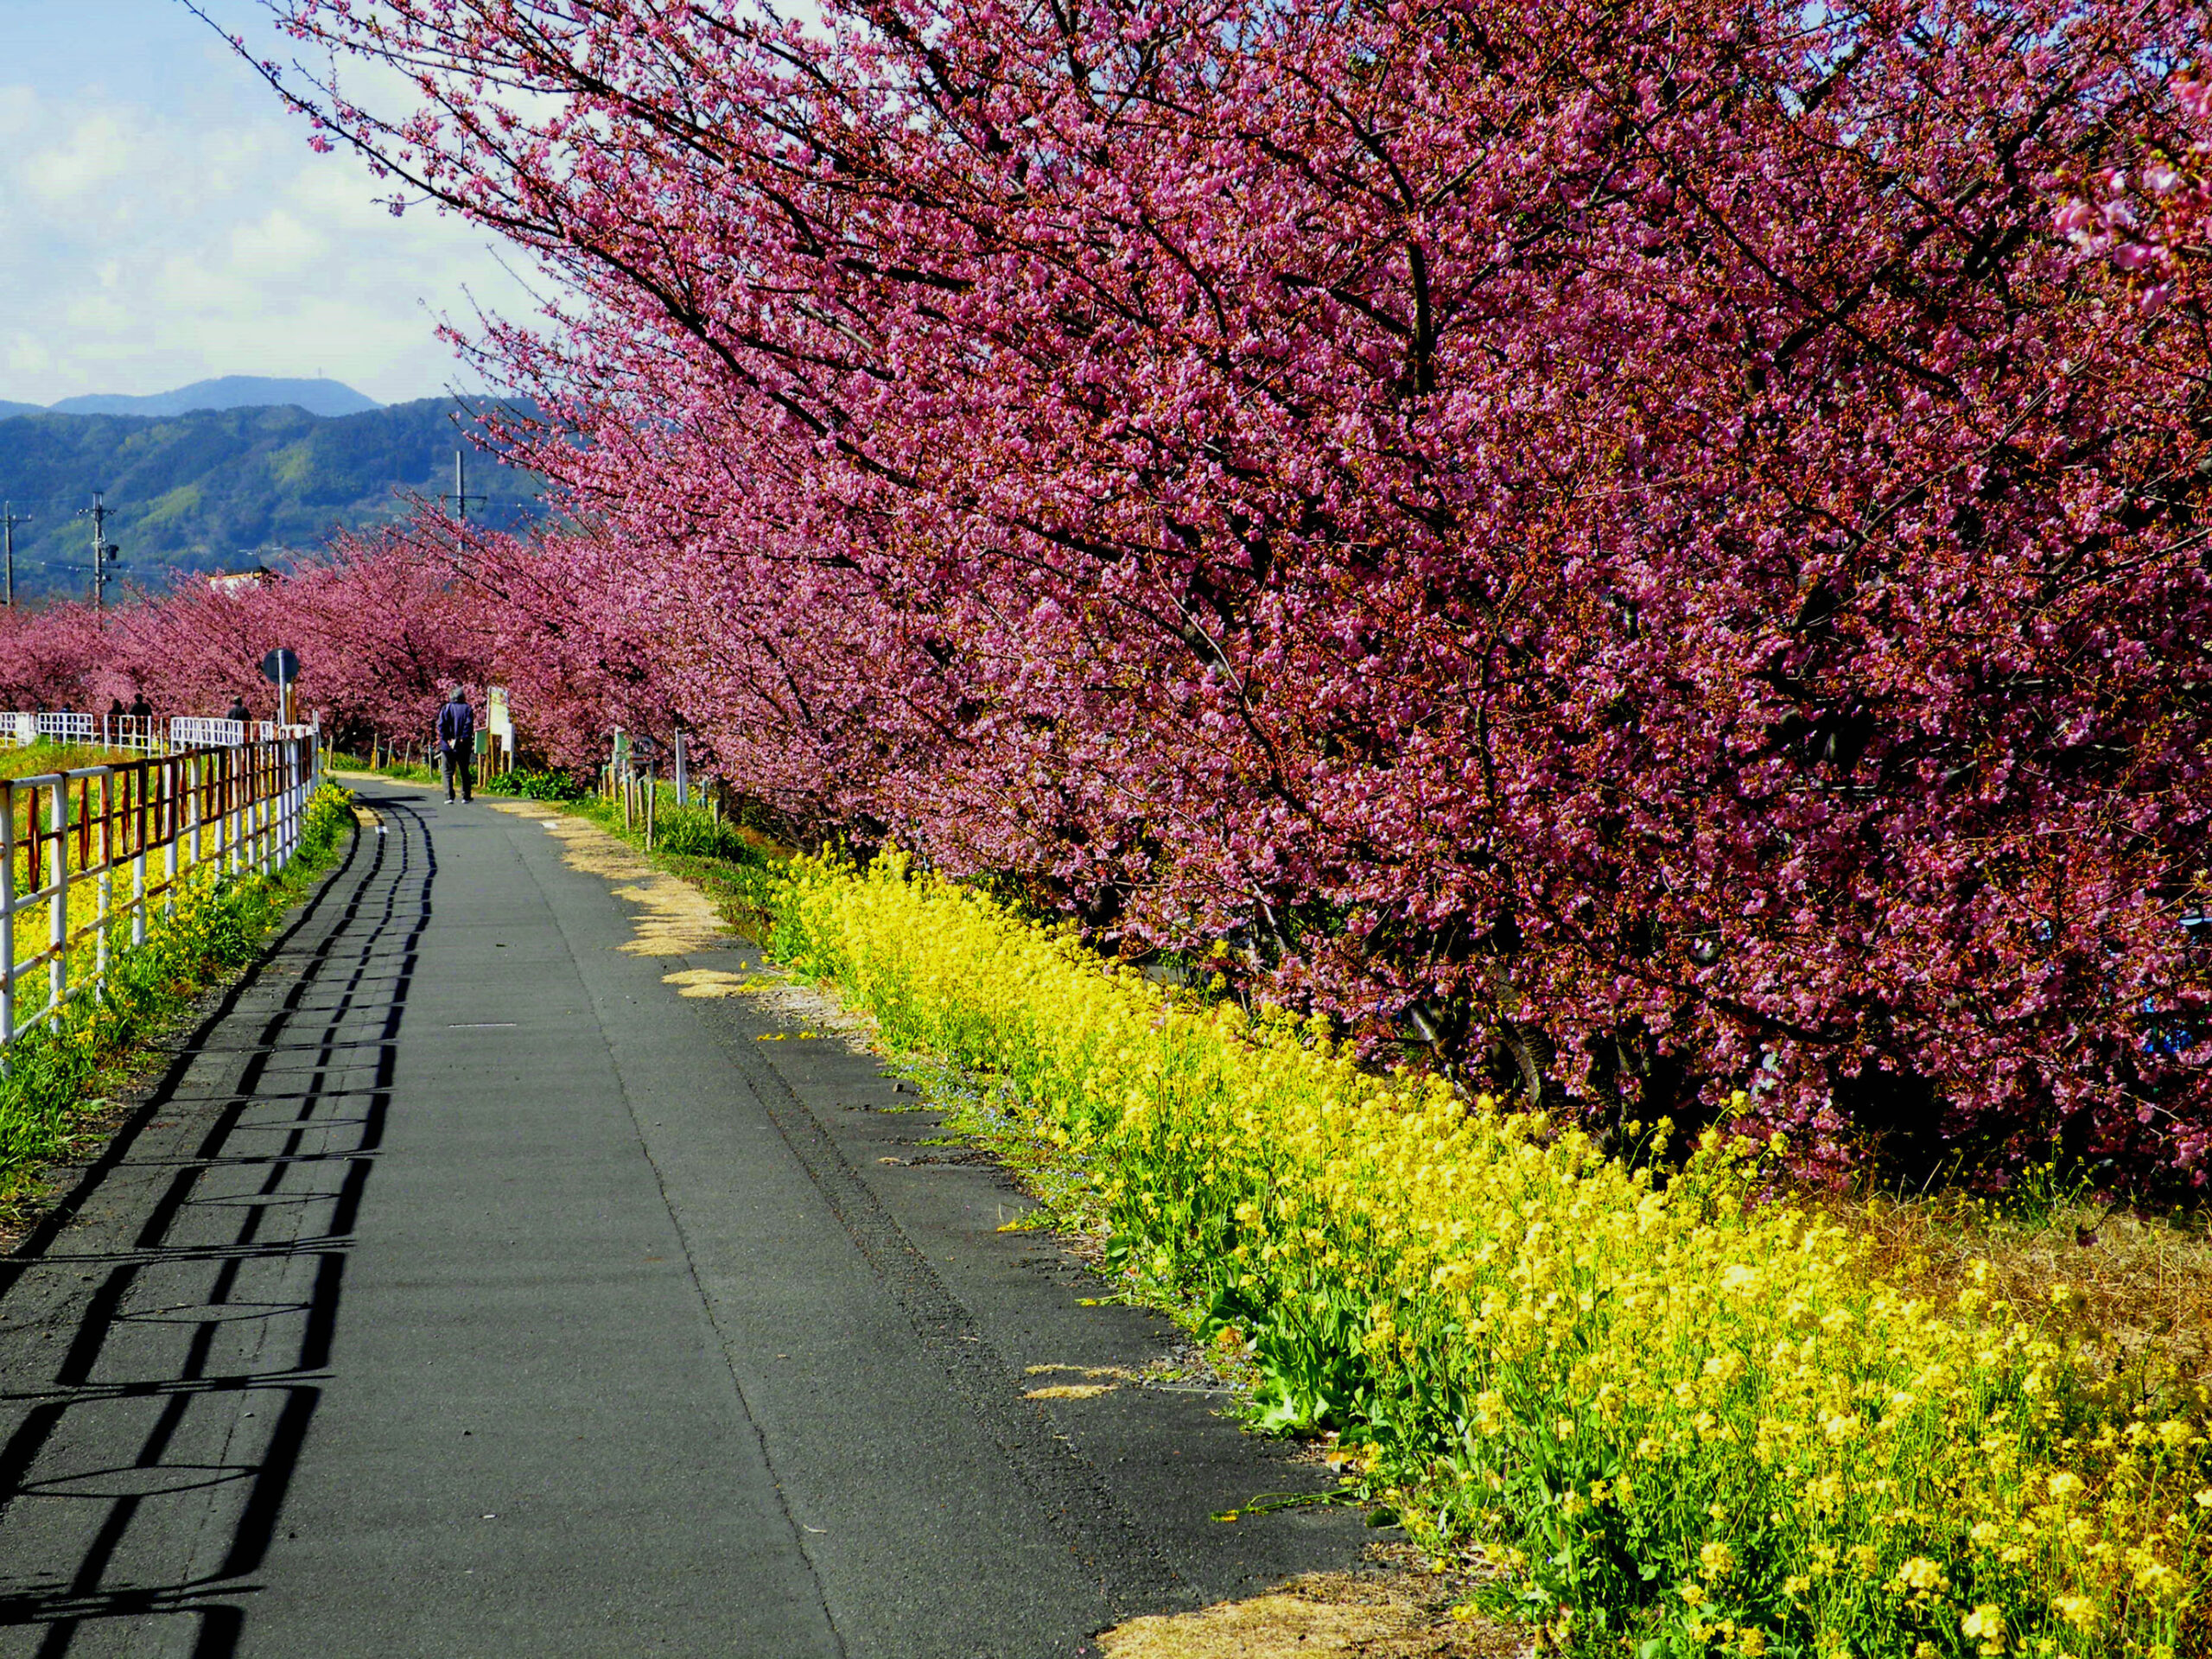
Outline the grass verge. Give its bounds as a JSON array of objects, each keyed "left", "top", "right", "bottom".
[
  {"left": 0, "top": 779, "right": 358, "bottom": 1209},
  {"left": 0, "top": 741, "right": 134, "bottom": 778}
]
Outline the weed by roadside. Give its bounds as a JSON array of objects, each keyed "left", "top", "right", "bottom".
[
  {"left": 1842, "top": 1181, "right": 2211, "bottom": 1423},
  {"left": 1099, "top": 1543, "right": 1525, "bottom": 1657}
]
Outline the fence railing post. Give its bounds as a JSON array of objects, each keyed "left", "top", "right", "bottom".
[
  {"left": 226, "top": 748, "right": 240, "bottom": 875},
  {"left": 2, "top": 780, "right": 15, "bottom": 1049},
  {"left": 94, "top": 772, "right": 112, "bottom": 990},
  {"left": 162, "top": 759, "right": 178, "bottom": 918},
  {"left": 48, "top": 779, "right": 67, "bottom": 1027},
  {"left": 130, "top": 761, "right": 148, "bottom": 948}
]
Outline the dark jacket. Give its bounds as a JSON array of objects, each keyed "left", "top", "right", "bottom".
[
  {"left": 437, "top": 698, "right": 476, "bottom": 753},
  {"left": 225, "top": 701, "right": 250, "bottom": 725}
]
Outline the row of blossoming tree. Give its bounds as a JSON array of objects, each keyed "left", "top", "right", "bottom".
[{"left": 30, "top": 0, "right": 2212, "bottom": 1183}]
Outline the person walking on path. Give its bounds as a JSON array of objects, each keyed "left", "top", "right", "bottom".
[
  {"left": 225, "top": 696, "right": 251, "bottom": 728},
  {"left": 437, "top": 688, "right": 476, "bottom": 803},
  {"left": 127, "top": 691, "right": 152, "bottom": 720}
]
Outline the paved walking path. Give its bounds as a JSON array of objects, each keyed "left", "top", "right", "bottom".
[{"left": 0, "top": 781, "right": 1365, "bottom": 1658}]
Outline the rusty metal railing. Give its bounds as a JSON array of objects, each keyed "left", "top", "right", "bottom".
[{"left": 0, "top": 734, "right": 323, "bottom": 1046}]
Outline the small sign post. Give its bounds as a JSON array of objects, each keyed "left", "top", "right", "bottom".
[
  {"left": 487, "top": 686, "right": 513, "bottom": 775},
  {"left": 259, "top": 648, "right": 301, "bottom": 728}
]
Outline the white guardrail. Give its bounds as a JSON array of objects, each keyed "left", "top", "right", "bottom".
[
  {"left": 4, "top": 714, "right": 299, "bottom": 756},
  {"left": 0, "top": 718, "right": 324, "bottom": 1046}
]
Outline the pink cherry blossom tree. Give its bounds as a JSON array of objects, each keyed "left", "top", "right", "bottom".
[
  {"left": 164, "top": 0, "right": 2212, "bottom": 1180},
  {"left": 0, "top": 539, "right": 493, "bottom": 748}
]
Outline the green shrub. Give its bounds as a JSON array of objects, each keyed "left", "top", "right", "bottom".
[
  {"left": 499, "top": 766, "right": 590, "bottom": 802},
  {"left": 646, "top": 802, "right": 763, "bottom": 863}
]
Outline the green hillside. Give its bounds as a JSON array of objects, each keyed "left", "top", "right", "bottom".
[{"left": 0, "top": 400, "right": 542, "bottom": 600}]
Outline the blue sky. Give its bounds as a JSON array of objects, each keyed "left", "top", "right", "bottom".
[{"left": 0, "top": 0, "right": 535, "bottom": 406}]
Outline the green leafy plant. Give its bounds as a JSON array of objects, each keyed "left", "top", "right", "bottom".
[{"left": 497, "top": 766, "right": 589, "bottom": 802}]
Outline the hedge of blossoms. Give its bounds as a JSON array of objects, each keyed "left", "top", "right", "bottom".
[{"left": 149, "top": 0, "right": 2212, "bottom": 1183}]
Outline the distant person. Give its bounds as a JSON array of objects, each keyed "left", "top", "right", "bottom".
[
  {"left": 127, "top": 692, "right": 152, "bottom": 721},
  {"left": 437, "top": 688, "right": 475, "bottom": 804},
  {"left": 106, "top": 696, "right": 124, "bottom": 720},
  {"left": 226, "top": 696, "right": 251, "bottom": 728}
]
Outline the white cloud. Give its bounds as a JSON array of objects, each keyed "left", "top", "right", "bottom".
[
  {"left": 0, "top": 73, "right": 543, "bottom": 406},
  {"left": 17, "top": 114, "right": 135, "bottom": 206},
  {"left": 0, "top": 86, "right": 36, "bottom": 138},
  {"left": 228, "top": 208, "right": 327, "bottom": 274}
]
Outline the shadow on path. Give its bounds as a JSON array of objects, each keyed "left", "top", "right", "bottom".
[{"left": 0, "top": 804, "right": 429, "bottom": 1657}]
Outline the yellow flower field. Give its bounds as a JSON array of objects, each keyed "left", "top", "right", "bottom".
[{"left": 766, "top": 850, "right": 2211, "bottom": 1659}]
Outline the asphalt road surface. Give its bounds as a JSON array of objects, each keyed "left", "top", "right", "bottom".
[{"left": 0, "top": 780, "right": 1367, "bottom": 1658}]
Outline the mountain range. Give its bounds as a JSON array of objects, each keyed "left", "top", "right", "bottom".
[
  {"left": 3, "top": 377, "right": 385, "bottom": 421},
  {"left": 0, "top": 397, "right": 543, "bottom": 600}
]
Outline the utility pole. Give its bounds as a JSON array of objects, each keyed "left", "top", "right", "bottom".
[
  {"left": 443, "top": 449, "right": 486, "bottom": 524},
  {"left": 80, "top": 492, "right": 118, "bottom": 610},
  {"left": 0, "top": 503, "right": 29, "bottom": 607}
]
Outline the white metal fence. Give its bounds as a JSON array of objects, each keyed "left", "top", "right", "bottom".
[
  {"left": 0, "top": 714, "right": 301, "bottom": 758},
  {"left": 0, "top": 733, "right": 324, "bottom": 1046},
  {"left": 168, "top": 717, "right": 246, "bottom": 752},
  {"left": 105, "top": 715, "right": 166, "bottom": 753}
]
